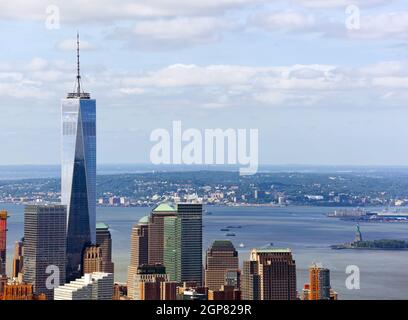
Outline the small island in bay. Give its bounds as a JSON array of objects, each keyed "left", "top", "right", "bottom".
[{"left": 331, "top": 224, "right": 408, "bottom": 250}]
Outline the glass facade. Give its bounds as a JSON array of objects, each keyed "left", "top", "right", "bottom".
[{"left": 61, "top": 97, "right": 96, "bottom": 281}]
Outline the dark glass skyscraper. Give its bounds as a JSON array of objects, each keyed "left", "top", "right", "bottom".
[
  {"left": 61, "top": 34, "right": 96, "bottom": 281},
  {"left": 23, "top": 204, "right": 67, "bottom": 299}
]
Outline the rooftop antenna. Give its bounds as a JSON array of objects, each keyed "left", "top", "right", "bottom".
[{"left": 76, "top": 32, "right": 81, "bottom": 96}]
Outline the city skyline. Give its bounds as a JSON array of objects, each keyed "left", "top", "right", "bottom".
[
  {"left": 1, "top": 1, "right": 408, "bottom": 166},
  {"left": 1, "top": 0, "right": 408, "bottom": 304}
]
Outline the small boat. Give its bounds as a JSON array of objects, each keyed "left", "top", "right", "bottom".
[
  {"left": 220, "top": 228, "right": 230, "bottom": 232},
  {"left": 226, "top": 233, "right": 236, "bottom": 237},
  {"left": 239, "top": 243, "right": 245, "bottom": 248}
]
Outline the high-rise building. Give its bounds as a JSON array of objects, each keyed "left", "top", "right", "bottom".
[
  {"left": 160, "top": 281, "right": 177, "bottom": 300},
  {"left": 96, "top": 223, "right": 114, "bottom": 273},
  {"left": 241, "top": 260, "right": 260, "bottom": 300},
  {"left": 61, "top": 34, "right": 96, "bottom": 282},
  {"left": 208, "top": 285, "right": 241, "bottom": 300},
  {"left": 205, "top": 240, "right": 239, "bottom": 291},
  {"left": 242, "top": 247, "right": 297, "bottom": 300},
  {"left": 129, "top": 265, "right": 168, "bottom": 300},
  {"left": 12, "top": 238, "right": 24, "bottom": 281},
  {"left": 163, "top": 203, "right": 203, "bottom": 285},
  {"left": 309, "top": 263, "right": 331, "bottom": 300},
  {"left": 0, "top": 210, "right": 8, "bottom": 277},
  {"left": 54, "top": 272, "right": 114, "bottom": 300},
  {"left": 82, "top": 245, "right": 102, "bottom": 274},
  {"left": 225, "top": 269, "right": 241, "bottom": 289},
  {"left": 23, "top": 204, "right": 67, "bottom": 299},
  {"left": 148, "top": 203, "right": 177, "bottom": 265},
  {"left": 127, "top": 216, "right": 149, "bottom": 299}
]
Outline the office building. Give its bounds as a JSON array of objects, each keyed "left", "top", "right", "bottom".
[
  {"left": 205, "top": 240, "right": 239, "bottom": 291},
  {"left": 308, "top": 263, "right": 331, "bottom": 300},
  {"left": 0, "top": 210, "right": 8, "bottom": 277},
  {"left": 62, "top": 34, "right": 96, "bottom": 281},
  {"left": 1, "top": 283, "right": 46, "bottom": 300},
  {"left": 148, "top": 203, "right": 177, "bottom": 265},
  {"left": 23, "top": 204, "right": 67, "bottom": 299},
  {"left": 225, "top": 269, "right": 241, "bottom": 289},
  {"left": 127, "top": 216, "right": 149, "bottom": 299},
  {"left": 54, "top": 272, "right": 113, "bottom": 300},
  {"left": 12, "top": 239, "right": 24, "bottom": 281},
  {"left": 241, "top": 260, "right": 260, "bottom": 300},
  {"left": 164, "top": 203, "right": 203, "bottom": 284},
  {"left": 82, "top": 245, "right": 102, "bottom": 274},
  {"left": 128, "top": 265, "right": 167, "bottom": 300},
  {"left": 96, "top": 223, "right": 114, "bottom": 273},
  {"left": 208, "top": 285, "right": 241, "bottom": 300},
  {"left": 160, "top": 281, "right": 178, "bottom": 300},
  {"left": 242, "top": 247, "right": 297, "bottom": 300}
]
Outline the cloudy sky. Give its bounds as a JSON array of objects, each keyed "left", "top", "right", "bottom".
[{"left": 1, "top": 0, "right": 408, "bottom": 166}]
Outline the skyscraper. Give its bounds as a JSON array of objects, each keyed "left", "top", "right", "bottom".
[
  {"left": 241, "top": 260, "right": 260, "bottom": 300},
  {"left": 23, "top": 204, "right": 67, "bottom": 299},
  {"left": 61, "top": 34, "right": 96, "bottom": 281},
  {"left": 164, "top": 203, "right": 203, "bottom": 285},
  {"left": 82, "top": 245, "right": 103, "bottom": 274},
  {"left": 12, "top": 238, "right": 24, "bottom": 281},
  {"left": 242, "top": 247, "right": 297, "bottom": 300},
  {"left": 309, "top": 263, "right": 331, "bottom": 300},
  {"left": 127, "top": 216, "right": 149, "bottom": 299},
  {"left": 0, "top": 210, "right": 7, "bottom": 277},
  {"left": 96, "top": 223, "right": 114, "bottom": 273},
  {"left": 129, "top": 265, "right": 168, "bottom": 300},
  {"left": 148, "top": 203, "right": 177, "bottom": 265},
  {"left": 205, "top": 240, "right": 239, "bottom": 291}
]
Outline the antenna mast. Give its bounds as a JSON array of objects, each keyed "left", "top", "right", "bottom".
[{"left": 76, "top": 32, "right": 81, "bottom": 96}]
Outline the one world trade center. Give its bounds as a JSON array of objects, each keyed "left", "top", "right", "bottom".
[{"left": 61, "top": 34, "right": 96, "bottom": 281}]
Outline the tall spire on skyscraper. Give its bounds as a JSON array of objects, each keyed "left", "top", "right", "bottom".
[
  {"left": 76, "top": 32, "right": 81, "bottom": 96},
  {"left": 67, "top": 32, "right": 90, "bottom": 99}
]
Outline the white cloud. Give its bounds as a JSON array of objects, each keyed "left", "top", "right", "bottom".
[
  {"left": 2, "top": 57, "right": 408, "bottom": 109},
  {"left": 250, "top": 11, "right": 316, "bottom": 32},
  {"left": 124, "top": 17, "right": 237, "bottom": 49},
  {"left": 0, "top": 0, "right": 262, "bottom": 22},
  {"left": 293, "top": 0, "right": 390, "bottom": 8}
]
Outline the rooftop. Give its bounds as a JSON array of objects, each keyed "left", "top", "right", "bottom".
[
  {"left": 152, "top": 203, "right": 176, "bottom": 213},
  {"left": 96, "top": 222, "right": 109, "bottom": 230},
  {"left": 138, "top": 215, "right": 149, "bottom": 224},
  {"left": 209, "top": 240, "right": 236, "bottom": 251},
  {"left": 252, "top": 248, "right": 292, "bottom": 253}
]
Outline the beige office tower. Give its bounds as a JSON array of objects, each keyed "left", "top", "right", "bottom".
[
  {"left": 205, "top": 240, "right": 239, "bottom": 291},
  {"left": 82, "top": 245, "right": 103, "bottom": 274},
  {"left": 96, "top": 223, "right": 114, "bottom": 273},
  {"left": 148, "top": 203, "right": 177, "bottom": 265},
  {"left": 12, "top": 238, "right": 24, "bottom": 282},
  {"left": 242, "top": 247, "right": 297, "bottom": 300},
  {"left": 130, "top": 265, "right": 168, "bottom": 300},
  {"left": 127, "top": 216, "right": 149, "bottom": 299}
]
